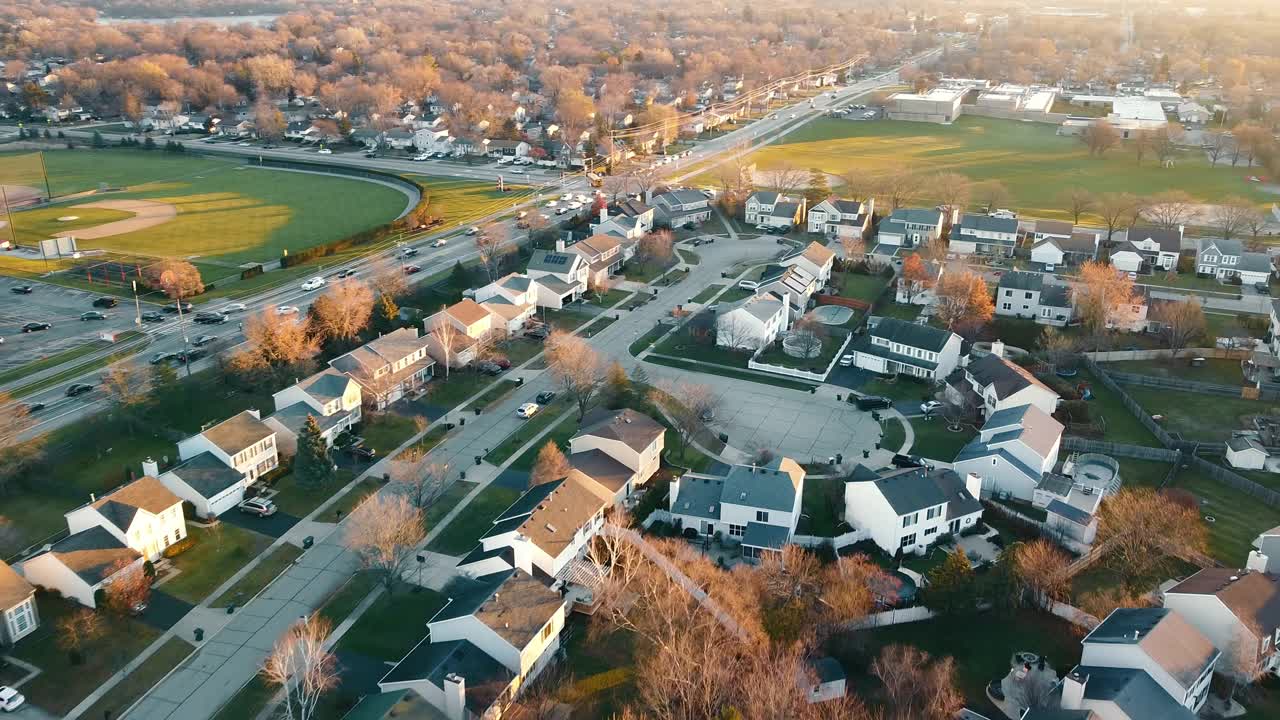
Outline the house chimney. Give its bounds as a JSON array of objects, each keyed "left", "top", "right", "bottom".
[
  {"left": 964, "top": 472, "right": 983, "bottom": 501},
  {"left": 1061, "top": 671, "right": 1088, "bottom": 709},
  {"left": 555, "top": 238, "right": 566, "bottom": 252},
  {"left": 443, "top": 673, "right": 466, "bottom": 720},
  {"left": 991, "top": 340, "right": 1005, "bottom": 358},
  {"left": 645, "top": 187, "right": 654, "bottom": 204},
  {"left": 1246, "top": 550, "right": 1270, "bottom": 573},
  {"left": 599, "top": 205, "right": 608, "bottom": 223},
  {"left": 89, "top": 492, "right": 96, "bottom": 502},
  {"left": 142, "top": 457, "right": 160, "bottom": 478}
]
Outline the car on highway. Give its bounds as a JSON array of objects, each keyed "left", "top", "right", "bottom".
[
  {"left": 163, "top": 301, "right": 193, "bottom": 313},
  {"left": 412, "top": 153, "right": 429, "bottom": 161},
  {"left": 535, "top": 390, "right": 556, "bottom": 404},
  {"left": 238, "top": 498, "right": 277, "bottom": 517},
  {"left": 151, "top": 352, "right": 178, "bottom": 364},
  {"left": 432, "top": 238, "right": 447, "bottom": 248},
  {"left": 838, "top": 354, "right": 855, "bottom": 367},
  {"left": 555, "top": 207, "right": 567, "bottom": 215},
  {"left": 336, "top": 268, "right": 358, "bottom": 278},
  {"left": 9, "top": 285, "right": 33, "bottom": 294},
  {"left": 400, "top": 246, "right": 419, "bottom": 257},
  {"left": 193, "top": 311, "right": 227, "bottom": 324},
  {"left": 568, "top": 201, "right": 583, "bottom": 210},
  {"left": 219, "top": 302, "right": 248, "bottom": 313},
  {"left": 403, "top": 264, "right": 422, "bottom": 275},
  {"left": 192, "top": 335, "right": 217, "bottom": 347},
  {"left": 80, "top": 311, "right": 107, "bottom": 321},
  {"left": 276, "top": 305, "right": 300, "bottom": 316},
  {"left": 25, "top": 402, "right": 45, "bottom": 413},
  {"left": 516, "top": 402, "right": 540, "bottom": 419},
  {"left": 21, "top": 322, "right": 51, "bottom": 333},
  {"left": 364, "top": 151, "right": 379, "bottom": 158},
  {"left": 92, "top": 296, "right": 119, "bottom": 308},
  {"left": 0, "top": 685, "right": 26, "bottom": 712},
  {"left": 920, "top": 401, "right": 944, "bottom": 415},
  {"left": 65, "top": 383, "right": 94, "bottom": 397},
  {"left": 317, "top": 148, "right": 332, "bottom": 155},
  {"left": 177, "top": 348, "right": 207, "bottom": 364},
  {"left": 301, "top": 276, "right": 326, "bottom": 291},
  {"left": 141, "top": 311, "right": 165, "bottom": 323}
]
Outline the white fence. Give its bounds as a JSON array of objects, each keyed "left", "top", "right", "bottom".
[
  {"left": 791, "top": 530, "right": 865, "bottom": 550},
  {"left": 1084, "top": 347, "right": 1250, "bottom": 362},
  {"left": 847, "top": 605, "right": 936, "bottom": 629},
  {"left": 1049, "top": 601, "right": 1100, "bottom": 630},
  {"left": 748, "top": 332, "right": 853, "bottom": 382}
]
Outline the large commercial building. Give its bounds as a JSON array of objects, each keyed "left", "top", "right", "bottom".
[{"left": 886, "top": 88, "right": 965, "bottom": 124}]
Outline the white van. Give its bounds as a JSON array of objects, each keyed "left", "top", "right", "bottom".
[{"left": 738, "top": 280, "right": 760, "bottom": 291}]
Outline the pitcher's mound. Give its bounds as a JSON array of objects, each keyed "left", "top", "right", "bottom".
[{"left": 54, "top": 199, "right": 178, "bottom": 239}]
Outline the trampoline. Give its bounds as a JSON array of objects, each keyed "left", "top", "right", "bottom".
[{"left": 811, "top": 305, "right": 854, "bottom": 325}]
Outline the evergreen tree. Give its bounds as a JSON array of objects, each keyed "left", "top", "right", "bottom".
[
  {"left": 804, "top": 167, "right": 830, "bottom": 207},
  {"left": 923, "top": 547, "right": 976, "bottom": 615},
  {"left": 295, "top": 415, "right": 335, "bottom": 489},
  {"left": 91, "top": 131, "right": 106, "bottom": 148},
  {"left": 143, "top": 136, "right": 156, "bottom": 150},
  {"left": 449, "top": 260, "right": 471, "bottom": 290},
  {"left": 604, "top": 360, "right": 631, "bottom": 408}
]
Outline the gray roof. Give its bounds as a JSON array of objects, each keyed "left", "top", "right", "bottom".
[
  {"left": 1047, "top": 498, "right": 1093, "bottom": 525},
  {"left": 967, "top": 353, "right": 1054, "bottom": 400},
  {"left": 535, "top": 276, "right": 578, "bottom": 295},
  {"left": 1227, "top": 437, "right": 1267, "bottom": 454},
  {"left": 772, "top": 201, "right": 800, "bottom": 219},
  {"left": 43, "top": 526, "right": 141, "bottom": 585},
  {"left": 495, "top": 480, "right": 563, "bottom": 523},
  {"left": 869, "top": 317, "right": 953, "bottom": 352},
  {"left": 809, "top": 657, "right": 846, "bottom": 684},
  {"left": 168, "top": 451, "right": 245, "bottom": 499},
  {"left": 1069, "top": 666, "right": 1195, "bottom": 720},
  {"left": 1199, "top": 237, "right": 1244, "bottom": 259},
  {"left": 1036, "top": 472, "right": 1075, "bottom": 497},
  {"left": 853, "top": 335, "right": 939, "bottom": 371},
  {"left": 721, "top": 458, "right": 803, "bottom": 512},
  {"left": 660, "top": 189, "right": 708, "bottom": 205},
  {"left": 1084, "top": 608, "right": 1220, "bottom": 689},
  {"left": 853, "top": 465, "right": 972, "bottom": 516},
  {"left": 750, "top": 191, "right": 780, "bottom": 205},
  {"left": 381, "top": 638, "right": 513, "bottom": 715},
  {"left": 568, "top": 449, "right": 634, "bottom": 494},
  {"left": 721, "top": 292, "right": 786, "bottom": 325},
  {"left": 575, "top": 408, "right": 665, "bottom": 453},
  {"left": 741, "top": 521, "right": 789, "bottom": 549},
  {"left": 999, "top": 271, "right": 1044, "bottom": 292},
  {"left": 430, "top": 569, "right": 563, "bottom": 649},
  {"left": 1034, "top": 219, "right": 1074, "bottom": 236},
  {"left": 1126, "top": 226, "right": 1182, "bottom": 252},
  {"left": 268, "top": 402, "right": 354, "bottom": 435},
  {"left": 1167, "top": 569, "right": 1280, "bottom": 634},
  {"left": 1041, "top": 284, "right": 1072, "bottom": 308},
  {"left": 831, "top": 199, "right": 864, "bottom": 215},
  {"left": 957, "top": 213, "right": 1019, "bottom": 235},
  {"left": 202, "top": 410, "right": 274, "bottom": 456},
  {"left": 293, "top": 369, "right": 353, "bottom": 405},
  {"left": 499, "top": 274, "right": 533, "bottom": 292},
  {"left": 886, "top": 207, "right": 943, "bottom": 226},
  {"left": 1241, "top": 252, "right": 1272, "bottom": 274},
  {"left": 527, "top": 250, "right": 579, "bottom": 274},
  {"left": 671, "top": 476, "right": 723, "bottom": 519}
]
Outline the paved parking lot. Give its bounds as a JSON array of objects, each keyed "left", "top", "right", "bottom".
[{"left": 0, "top": 277, "right": 140, "bottom": 367}]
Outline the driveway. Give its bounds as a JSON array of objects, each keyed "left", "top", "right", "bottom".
[
  {"left": 138, "top": 590, "right": 196, "bottom": 632},
  {"left": 216, "top": 508, "right": 301, "bottom": 539}
]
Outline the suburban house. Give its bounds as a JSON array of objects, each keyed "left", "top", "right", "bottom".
[
  {"left": 850, "top": 318, "right": 964, "bottom": 381},
  {"left": 1060, "top": 608, "right": 1218, "bottom": 717},
  {"left": 379, "top": 569, "right": 567, "bottom": 720},
  {"left": 1196, "top": 238, "right": 1273, "bottom": 285},
  {"left": 1163, "top": 569, "right": 1280, "bottom": 679},
  {"left": 265, "top": 369, "right": 363, "bottom": 456},
  {"left": 564, "top": 235, "right": 623, "bottom": 288},
  {"left": 872, "top": 208, "right": 945, "bottom": 258},
  {"left": 526, "top": 250, "right": 588, "bottom": 308},
  {"left": 842, "top": 465, "right": 984, "bottom": 556},
  {"left": 1042, "top": 482, "right": 1103, "bottom": 545},
  {"left": 159, "top": 410, "right": 278, "bottom": 518},
  {"left": 0, "top": 560, "right": 38, "bottom": 647},
  {"left": 569, "top": 408, "right": 666, "bottom": 501},
  {"left": 996, "top": 272, "right": 1044, "bottom": 319},
  {"left": 783, "top": 242, "right": 837, "bottom": 287},
  {"left": 1106, "top": 285, "right": 1152, "bottom": 333},
  {"left": 947, "top": 345, "right": 1061, "bottom": 418},
  {"left": 952, "top": 404, "right": 1064, "bottom": 501},
  {"left": 895, "top": 258, "right": 944, "bottom": 306},
  {"left": 1177, "top": 101, "right": 1212, "bottom": 125},
  {"left": 484, "top": 138, "right": 531, "bottom": 157},
  {"left": 1254, "top": 526, "right": 1280, "bottom": 574},
  {"left": 64, "top": 476, "right": 185, "bottom": 562},
  {"left": 759, "top": 264, "right": 820, "bottom": 319},
  {"left": 19, "top": 527, "right": 143, "bottom": 609},
  {"left": 651, "top": 189, "right": 712, "bottom": 228},
  {"left": 950, "top": 214, "right": 1019, "bottom": 257},
  {"left": 1225, "top": 437, "right": 1269, "bottom": 470},
  {"left": 667, "top": 457, "right": 806, "bottom": 562},
  {"left": 330, "top": 329, "right": 436, "bottom": 410},
  {"left": 590, "top": 200, "right": 654, "bottom": 240},
  {"left": 1028, "top": 219, "right": 1075, "bottom": 244},
  {"left": 715, "top": 292, "right": 791, "bottom": 351},
  {"left": 1111, "top": 227, "right": 1182, "bottom": 275},
  {"left": 744, "top": 192, "right": 806, "bottom": 229},
  {"left": 1031, "top": 231, "right": 1099, "bottom": 271},
  {"left": 1037, "top": 284, "right": 1076, "bottom": 327},
  {"left": 806, "top": 197, "right": 873, "bottom": 240},
  {"left": 476, "top": 273, "right": 538, "bottom": 309}
]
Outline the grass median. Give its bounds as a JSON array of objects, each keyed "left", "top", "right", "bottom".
[{"left": 485, "top": 402, "right": 572, "bottom": 465}]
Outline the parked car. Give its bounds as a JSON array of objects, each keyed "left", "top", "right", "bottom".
[
  {"left": 91, "top": 296, "right": 118, "bottom": 308},
  {"left": 20, "top": 322, "right": 51, "bottom": 333},
  {"left": 219, "top": 302, "right": 247, "bottom": 313},
  {"left": 177, "top": 349, "right": 207, "bottom": 364},
  {"left": 535, "top": 390, "right": 556, "bottom": 404},
  {"left": 492, "top": 358, "right": 512, "bottom": 370},
  {"left": 525, "top": 326, "right": 549, "bottom": 340},
  {"left": 346, "top": 444, "right": 376, "bottom": 460},
  {"left": 80, "top": 311, "right": 107, "bottom": 321},
  {"left": 193, "top": 311, "right": 227, "bottom": 324},
  {"left": 163, "top": 301, "right": 193, "bottom": 313},
  {"left": 516, "top": 402, "right": 540, "bottom": 419},
  {"left": 476, "top": 360, "right": 503, "bottom": 375},
  {"left": 9, "top": 285, "right": 33, "bottom": 295},
  {"left": 141, "top": 311, "right": 165, "bottom": 323},
  {"left": 737, "top": 280, "right": 760, "bottom": 291},
  {"left": 65, "top": 383, "right": 94, "bottom": 397},
  {"left": 192, "top": 335, "right": 217, "bottom": 347},
  {"left": 838, "top": 354, "right": 855, "bottom": 367},
  {"left": 0, "top": 686, "right": 25, "bottom": 712},
  {"left": 891, "top": 454, "right": 924, "bottom": 469},
  {"left": 238, "top": 498, "right": 277, "bottom": 517},
  {"left": 301, "top": 276, "right": 326, "bottom": 291},
  {"left": 920, "top": 400, "right": 944, "bottom": 415},
  {"left": 403, "top": 264, "right": 422, "bottom": 275},
  {"left": 317, "top": 148, "right": 332, "bottom": 155},
  {"left": 150, "top": 352, "right": 178, "bottom": 365},
  {"left": 855, "top": 395, "right": 892, "bottom": 410},
  {"left": 1254, "top": 282, "right": 1270, "bottom": 295}
]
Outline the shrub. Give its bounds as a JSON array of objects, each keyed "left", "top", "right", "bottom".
[
  {"left": 163, "top": 535, "right": 196, "bottom": 558},
  {"left": 143, "top": 560, "right": 156, "bottom": 580}
]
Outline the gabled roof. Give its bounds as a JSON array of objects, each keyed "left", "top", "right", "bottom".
[
  {"left": 967, "top": 353, "right": 1056, "bottom": 401},
  {"left": 527, "top": 250, "right": 580, "bottom": 274},
  {"left": 854, "top": 465, "right": 975, "bottom": 516},
  {"left": 1034, "top": 219, "right": 1074, "bottom": 236},
  {"left": 801, "top": 242, "right": 835, "bottom": 267},
  {"left": 741, "top": 521, "right": 789, "bottom": 549},
  {"left": 1226, "top": 437, "right": 1267, "bottom": 454},
  {"left": 999, "top": 271, "right": 1044, "bottom": 292},
  {"left": 516, "top": 472, "right": 609, "bottom": 558},
  {"left": 869, "top": 317, "right": 954, "bottom": 352},
  {"left": 885, "top": 207, "right": 943, "bottom": 226},
  {"left": 672, "top": 476, "right": 723, "bottom": 520},
  {"left": 749, "top": 190, "right": 780, "bottom": 205},
  {"left": 1047, "top": 497, "right": 1093, "bottom": 525},
  {"left": 166, "top": 451, "right": 244, "bottom": 498},
  {"left": 1126, "top": 226, "right": 1182, "bottom": 252},
  {"left": 497, "top": 273, "right": 533, "bottom": 293},
  {"left": 572, "top": 235, "right": 621, "bottom": 261},
  {"left": 1069, "top": 666, "right": 1195, "bottom": 720},
  {"left": 446, "top": 299, "right": 493, "bottom": 327},
  {"left": 432, "top": 569, "right": 564, "bottom": 650},
  {"left": 292, "top": 368, "right": 355, "bottom": 405},
  {"left": 1041, "top": 284, "right": 1072, "bottom": 308},
  {"left": 575, "top": 408, "right": 664, "bottom": 453},
  {"left": 957, "top": 213, "right": 1018, "bottom": 235},
  {"left": 1198, "top": 237, "right": 1243, "bottom": 258},
  {"left": 721, "top": 457, "right": 804, "bottom": 512},
  {"left": 772, "top": 201, "right": 800, "bottom": 219},
  {"left": 1240, "top": 252, "right": 1272, "bottom": 274},
  {"left": 1167, "top": 569, "right": 1280, "bottom": 634},
  {"left": 201, "top": 410, "right": 274, "bottom": 456},
  {"left": 90, "top": 476, "right": 181, "bottom": 534},
  {"left": 568, "top": 450, "right": 634, "bottom": 495},
  {"left": 41, "top": 526, "right": 140, "bottom": 585},
  {"left": 381, "top": 638, "right": 513, "bottom": 715},
  {"left": 980, "top": 404, "right": 1063, "bottom": 458},
  {"left": 0, "top": 559, "right": 35, "bottom": 610},
  {"left": 657, "top": 189, "right": 707, "bottom": 205},
  {"left": 1083, "top": 608, "right": 1219, "bottom": 689}
]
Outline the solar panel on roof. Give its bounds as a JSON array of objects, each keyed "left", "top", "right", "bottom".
[{"left": 544, "top": 254, "right": 568, "bottom": 265}]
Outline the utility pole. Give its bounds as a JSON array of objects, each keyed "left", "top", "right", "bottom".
[
  {"left": 38, "top": 150, "right": 52, "bottom": 200},
  {"left": 1, "top": 186, "right": 18, "bottom": 251},
  {"left": 131, "top": 280, "right": 142, "bottom": 325}
]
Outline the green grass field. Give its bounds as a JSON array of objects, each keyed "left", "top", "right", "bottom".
[{"left": 702, "top": 116, "right": 1273, "bottom": 219}]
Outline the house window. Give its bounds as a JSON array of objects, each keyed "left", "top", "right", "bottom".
[
  {"left": 1002, "top": 303, "right": 1012, "bottom": 311},
  {"left": 728, "top": 524, "right": 746, "bottom": 537},
  {"left": 926, "top": 507, "right": 940, "bottom": 520},
  {"left": 540, "top": 622, "right": 555, "bottom": 642},
  {"left": 924, "top": 526, "right": 938, "bottom": 536},
  {"left": 902, "top": 512, "right": 918, "bottom": 527},
  {"left": 1024, "top": 292, "right": 1033, "bottom": 300},
  {"left": 756, "top": 511, "right": 769, "bottom": 523},
  {"left": 900, "top": 533, "right": 917, "bottom": 547}
]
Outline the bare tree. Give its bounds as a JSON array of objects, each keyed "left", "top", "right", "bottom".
[
  {"left": 1153, "top": 297, "right": 1206, "bottom": 359},
  {"left": 1097, "top": 193, "right": 1140, "bottom": 244},
  {"left": 345, "top": 493, "right": 423, "bottom": 591},
  {"left": 100, "top": 361, "right": 151, "bottom": 432},
  {"left": 475, "top": 225, "right": 513, "bottom": 282},
  {"left": 1152, "top": 126, "right": 1183, "bottom": 167},
  {"left": 1204, "top": 131, "right": 1234, "bottom": 165},
  {"left": 976, "top": 180, "right": 1011, "bottom": 214},
  {"left": 929, "top": 172, "right": 970, "bottom": 221},
  {"left": 871, "top": 644, "right": 965, "bottom": 720},
  {"left": 1143, "top": 190, "right": 1196, "bottom": 230},
  {"left": 394, "top": 459, "right": 449, "bottom": 512},
  {"left": 762, "top": 162, "right": 808, "bottom": 196},
  {"left": 875, "top": 167, "right": 919, "bottom": 212},
  {"left": 531, "top": 440, "right": 570, "bottom": 487},
  {"left": 309, "top": 278, "right": 374, "bottom": 343},
  {"left": 1079, "top": 120, "right": 1120, "bottom": 156},
  {"left": 1060, "top": 187, "right": 1095, "bottom": 224},
  {"left": 1209, "top": 197, "right": 1259, "bottom": 242},
  {"left": 57, "top": 608, "right": 104, "bottom": 665},
  {"left": 103, "top": 558, "right": 151, "bottom": 616},
  {"left": 1074, "top": 261, "right": 1139, "bottom": 337},
  {"left": 367, "top": 255, "right": 408, "bottom": 301},
  {"left": 649, "top": 382, "right": 719, "bottom": 461},
  {"left": 637, "top": 230, "right": 675, "bottom": 270},
  {"left": 1098, "top": 487, "right": 1208, "bottom": 591},
  {"left": 544, "top": 330, "right": 605, "bottom": 420},
  {"left": 839, "top": 234, "right": 867, "bottom": 265},
  {"left": 262, "top": 615, "right": 339, "bottom": 720},
  {"left": 427, "top": 315, "right": 465, "bottom": 379},
  {"left": 1011, "top": 539, "right": 1071, "bottom": 609},
  {"left": 788, "top": 316, "right": 827, "bottom": 360},
  {"left": 1037, "top": 326, "right": 1079, "bottom": 371}
]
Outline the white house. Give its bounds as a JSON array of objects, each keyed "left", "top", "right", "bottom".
[
  {"left": 806, "top": 197, "right": 873, "bottom": 240},
  {"left": 1061, "top": 608, "right": 1218, "bottom": 717},
  {"left": 1031, "top": 231, "right": 1099, "bottom": 272},
  {"left": 1177, "top": 101, "right": 1212, "bottom": 125},
  {"left": 895, "top": 258, "right": 944, "bottom": 306},
  {"left": 379, "top": 569, "right": 567, "bottom": 720},
  {"left": 1225, "top": 437, "right": 1269, "bottom": 470},
  {"left": 1028, "top": 219, "right": 1075, "bottom": 244},
  {"left": 843, "top": 465, "right": 984, "bottom": 556},
  {"left": 947, "top": 345, "right": 1061, "bottom": 418},
  {"left": 0, "top": 560, "right": 38, "bottom": 647},
  {"left": 526, "top": 250, "right": 588, "bottom": 308},
  {"left": 1111, "top": 227, "right": 1182, "bottom": 274},
  {"left": 1163, "top": 569, "right": 1280, "bottom": 680},
  {"left": 1037, "top": 284, "right": 1076, "bottom": 327},
  {"left": 996, "top": 272, "right": 1045, "bottom": 319},
  {"left": 668, "top": 457, "right": 805, "bottom": 562},
  {"left": 950, "top": 214, "right": 1019, "bottom": 257},
  {"left": 1043, "top": 484, "right": 1102, "bottom": 546},
  {"left": 873, "top": 208, "right": 945, "bottom": 259},
  {"left": 265, "top": 369, "right": 363, "bottom": 456},
  {"left": 569, "top": 408, "right": 666, "bottom": 501},
  {"left": 716, "top": 292, "right": 790, "bottom": 351},
  {"left": 64, "top": 476, "right": 185, "bottom": 562},
  {"left": 744, "top": 192, "right": 805, "bottom": 229},
  {"left": 566, "top": 235, "right": 624, "bottom": 288},
  {"left": 759, "top": 264, "right": 820, "bottom": 320},
  {"left": 590, "top": 200, "right": 654, "bottom": 240},
  {"left": 330, "top": 329, "right": 436, "bottom": 410},
  {"left": 19, "top": 527, "right": 143, "bottom": 609},
  {"left": 652, "top": 189, "right": 712, "bottom": 228},
  {"left": 783, "top": 242, "right": 837, "bottom": 287},
  {"left": 160, "top": 409, "right": 279, "bottom": 518},
  {"left": 850, "top": 318, "right": 964, "bottom": 381},
  {"left": 952, "top": 404, "right": 1064, "bottom": 501}
]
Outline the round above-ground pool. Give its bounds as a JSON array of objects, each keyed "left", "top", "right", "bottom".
[
  {"left": 870, "top": 570, "right": 919, "bottom": 607},
  {"left": 1072, "top": 453, "right": 1123, "bottom": 496},
  {"left": 811, "top": 305, "right": 854, "bottom": 325}
]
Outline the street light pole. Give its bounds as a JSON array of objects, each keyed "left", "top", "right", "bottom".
[{"left": 131, "top": 280, "right": 142, "bottom": 326}]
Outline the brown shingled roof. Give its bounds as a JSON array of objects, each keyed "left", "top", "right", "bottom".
[
  {"left": 574, "top": 408, "right": 664, "bottom": 453},
  {"left": 202, "top": 410, "right": 274, "bottom": 456},
  {"left": 518, "top": 472, "right": 610, "bottom": 558},
  {"left": 473, "top": 570, "right": 565, "bottom": 649},
  {"left": 448, "top": 299, "right": 494, "bottom": 327},
  {"left": 801, "top": 241, "right": 835, "bottom": 266},
  {"left": 0, "top": 559, "right": 35, "bottom": 610},
  {"left": 91, "top": 476, "right": 182, "bottom": 534},
  {"left": 1168, "top": 569, "right": 1280, "bottom": 635}
]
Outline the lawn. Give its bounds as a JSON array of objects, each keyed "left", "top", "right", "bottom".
[
  {"left": 700, "top": 116, "right": 1274, "bottom": 220},
  {"left": 316, "top": 572, "right": 380, "bottom": 628},
  {"left": 12, "top": 592, "right": 163, "bottom": 715},
  {"left": 1169, "top": 466, "right": 1280, "bottom": 566},
  {"left": 423, "top": 480, "right": 476, "bottom": 530},
  {"left": 401, "top": 174, "right": 534, "bottom": 228},
  {"left": 875, "top": 303, "right": 920, "bottom": 322},
  {"left": 880, "top": 417, "right": 907, "bottom": 453},
  {"left": 269, "top": 469, "right": 357, "bottom": 518},
  {"left": 623, "top": 260, "right": 676, "bottom": 283},
  {"left": 162, "top": 523, "right": 274, "bottom": 603},
  {"left": 588, "top": 288, "right": 634, "bottom": 307},
  {"left": 359, "top": 413, "right": 422, "bottom": 454},
  {"left": 561, "top": 618, "right": 638, "bottom": 720},
  {"left": 654, "top": 321, "right": 751, "bottom": 368},
  {"left": 336, "top": 585, "right": 449, "bottom": 661},
  {"left": 426, "top": 483, "right": 523, "bottom": 555},
  {"left": 544, "top": 306, "right": 603, "bottom": 333},
  {"left": 6, "top": 206, "right": 135, "bottom": 247},
  {"left": 327, "top": 477, "right": 383, "bottom": 521},
  {"left": 908, "top": 418, "right": 977, "bottom": 462},
  {"left": 1124, "top": 386, "right": 1280, "bottom": 443},
  {"left": 1075, "top": 369, "right": 1162, "bottom": 447},
  {"left": 1102, "top": 357, "right": 1245, "bottom": 387},
  {"left": 465, "top": 378, "right": 519, "bottom": 412},
  {"left": 0, "top": 149, "right": 409, "bottom": 266},
  {"left": 79, "top": 636, "right": 194, "bottom": 720},
  {"left": 796, "top": 476, "right": 847, "bottom": 537},
  {"left": 422, "top": 369, "right": 500, "bottom": 410},
  {"left": 689, "top": 284, "right": 727, "bottom": 304},
  {"left": 835, "top": 271, "right": 889, "bottom": 303},
  {"left": 485, "top": 401, "right": 572, "bottom": 465},
  {"left": 511, "top": 414, "right": 580, "bottom": 471},
  {"left": 1115, "top": 459, "right": 1176, "bottom": 489},
  {"left": 487, "top": 336, "right": 546, "bottom": 368},
  {"left": 756, "top": 328, "right": 850, "bottom": 372},
  {"left": 628, "top": 324, "right": 670, "bottom": 356},
  {"left": 210, "top": 543, "right": 304, "bottom": 607}
]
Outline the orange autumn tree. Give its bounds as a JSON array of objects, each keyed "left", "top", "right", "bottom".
[
  {"left": 934, "top": 270, "right": 993, "bottom": 332},
  {"left": 899, "top": 254, "right": 934, "bottom": 305}
]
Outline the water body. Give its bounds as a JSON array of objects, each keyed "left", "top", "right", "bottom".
[{"left": 97, "top": 14, "right": 278, "bottom": 27}]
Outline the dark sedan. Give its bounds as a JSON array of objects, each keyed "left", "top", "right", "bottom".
[
  {"left": 21, "top": 322, "right": 51, "bottom": 333},
  {"left": 80, "top": 311, "right": 108, "bottom": 321},
  {"left": 10, "top": 285, "right": 33, "bottom": 294},
  {"left": 65, "top": 383, "right": 94, "bottom": 397},
  {"left": 141, "top": 311, "right": 166, "bottom": 323},
  {"left": 92, "top": 297, "right": 119, "bottom": 308}
]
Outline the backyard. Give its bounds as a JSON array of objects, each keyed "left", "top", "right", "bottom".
[
  {"left": 1101, "top": 357, "right": 1245, "bottom": 386},
  {"left": 909, "top": 418, "right": 977, "bottom": 462},
  {"left": 1169, "top": 466, "right": 1280, "bottom": 565},
  {"left": 796, "top": 476, "right": 847, "bottom": 537},
  {"left": 1124, "top": 385, "right": 1280, "bottom": 443},
  {"left": 1073, "top": 369, "right": 1162, "bottom": 447}
]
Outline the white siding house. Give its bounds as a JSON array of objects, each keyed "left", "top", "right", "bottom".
[
  {"left": 0, "top": 560, "right": 38, "bottom": 646},
  {"left": 952, "top": 404, "right": 1064, "bottom": 501},
  {"left": 842, "top": 465, "right": 984, "bottom": 556},
  {"left": 716, "top": 292, "right": 790, "bottom": 351},
  {"left": 1163, "top": 570, "right": 1280, "bottom": 680},
  {"left": 668, "top": 458, "right": 805, "bottom": 562},
  {"left": 850, "top": 318, "right": 963, "bottom": 381}
]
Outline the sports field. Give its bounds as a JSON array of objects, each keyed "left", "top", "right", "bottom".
[
  {"left": 0, "top": 149, "right": 410, "bottom": 266},
  {"left": 703, "top": 116, "right": 1275, "bottom": 220}
]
